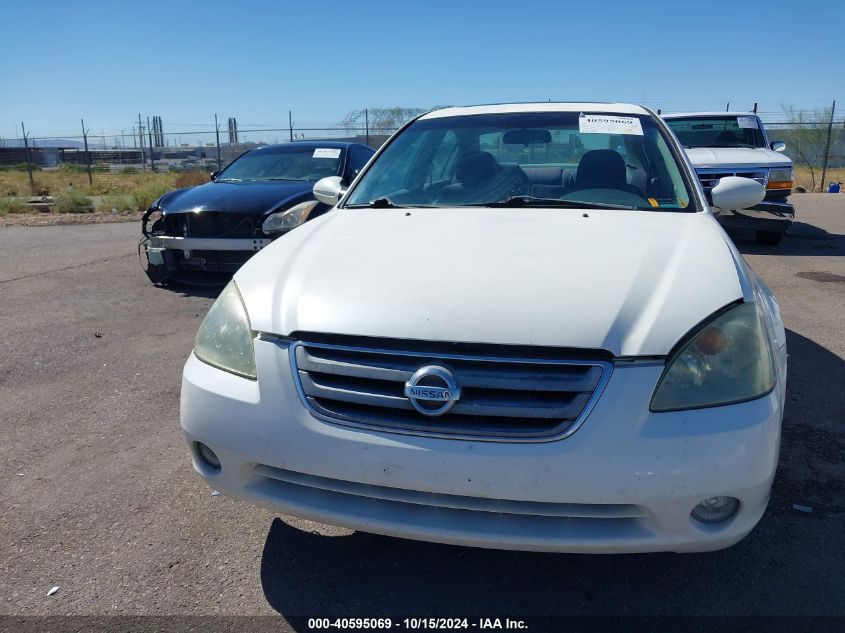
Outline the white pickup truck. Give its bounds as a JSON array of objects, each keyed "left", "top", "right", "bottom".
[{"left": 663, "top": 112, "right": 794, "bottom": 245}]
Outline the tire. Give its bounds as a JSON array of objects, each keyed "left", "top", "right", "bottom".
[{"left": 756, "top": 230, "right": 784, "bottom": 246}]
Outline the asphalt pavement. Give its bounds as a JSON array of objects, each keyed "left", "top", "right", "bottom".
[{"left": 1, "top": 195, "right": 843, "bottom": 626}]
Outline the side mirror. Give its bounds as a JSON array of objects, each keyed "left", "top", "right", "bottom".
[
  {"left": 210, "top": 170, "right": 220, "bottom": 181},
  {"left": 711, "top": 176, "right": 765, "bottom": 211},
  {"left": 770, "top": 141, "right": 786, "bottom": 152},
  {"left": 313, "top": 176, "right": 345, "bottom": 206}
]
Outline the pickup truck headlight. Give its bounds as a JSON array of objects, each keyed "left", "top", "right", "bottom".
[
  {"left": 194, "top": 281, "right": 256, "bottom": 379},
  {"left": 262, "top": 201, "right": 319, "bottom": 235},
  {"left": 767, "top": 168, "right": 793, "bottom": 190},
  {"left": 651, "top": 302, "right": 775, "bottom": 411}
]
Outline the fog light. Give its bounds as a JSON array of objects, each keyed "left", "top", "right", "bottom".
[
  {"left": 196, "top": 442, "right": 221, "bottom": 470},
  {"left": 692, "top": 496, "right": 739, "bottom": 524}
]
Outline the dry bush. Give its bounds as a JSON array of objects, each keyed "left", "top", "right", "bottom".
[{"left": 174, "top": 169, "right": 210, "bottom": 189}]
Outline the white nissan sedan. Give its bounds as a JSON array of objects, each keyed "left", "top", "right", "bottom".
[{"left": 180, "top": 103, "right": 787, "bottom": 553}]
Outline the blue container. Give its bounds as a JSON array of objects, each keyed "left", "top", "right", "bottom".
[{"left": 828, "top": 182, "right": 841, "bottom": 193}]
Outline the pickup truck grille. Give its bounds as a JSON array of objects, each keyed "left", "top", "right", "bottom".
[
  {"left": 290, "top": 339, "right": 612, "bottom": 441},
  {"left": 696, "top": 169, "right": 767, "bottom": 191}
]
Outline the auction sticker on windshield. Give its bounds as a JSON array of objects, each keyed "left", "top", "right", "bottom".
[
  {"left": 313, "top": 148, "right": 342, "bottom": 158},
  {"left": 579, "top": 114, "right": 643, "bottom": 136}
]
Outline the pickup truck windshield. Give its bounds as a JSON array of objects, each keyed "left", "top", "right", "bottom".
[
  {"left": 666, "top": 116, "right": 767, "bottom": 149},
  {"left": 217, "top": 146, "right": 343, "bottom": 182},
  {"left": 345, "top": 112, "right": 693, "bottom": 211}
]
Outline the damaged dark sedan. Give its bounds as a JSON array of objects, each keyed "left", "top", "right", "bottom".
[{"left": 141, "top": 141, "right": 375, "bottom": 283}]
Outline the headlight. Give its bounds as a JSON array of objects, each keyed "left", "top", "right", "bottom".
[
  {"left": 767, "top": 168, "right": 793, "bottom": 190},
  {"left": 262, "top": 201, "right": 319, "bottom": 235},
  {"left": 194, "top": 281, "right": 256, "bottom": 379},
  {"left": 651, "top": 302, "right": 775, "bottom": 411}
]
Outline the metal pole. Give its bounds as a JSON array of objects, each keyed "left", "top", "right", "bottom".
[
  {"left": 21, "top": 122, "right": 35, "bottom": 195},
  {"left": 147, "top": 116, "right": 155, "bottom": 171},
  {"left": 81, "top": 119, "right": 93, "bottom": 186},
  {"left": 215, "top": 114, "right": 222, "bottom": 170},
  {"left": 726, "top": 102, "right": 730, "bottom": 112},
  {"left": 138, "top": 113, "right": 146, "bottom": 170},
  {"left": 820, "top": 99, "right": 836, "bottom": 192},
  {"left": 365, "top": 108, "right": 369, "bottom": 145},
  {"left": 289, "top": 110, "right": 293, "bottom": 142},
  {"left": 752, "top": 102, "right": 757, "bottom": 114}
]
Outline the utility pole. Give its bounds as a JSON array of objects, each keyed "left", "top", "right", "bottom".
[
  {"left": 147, "top": 116, "right": 155, "bottom": 171},
  {"left": 289, "top": 110, "right": 294, "bottom": 142},
  {"left": 752, "top": 102, "right": 757, "bottom": 114},
  {"left": 820, "top": 99, "right": 836, "bottom": 192},
  {"left": 21, "top": 122, "right": 35, "bottom": 196},
  {"left": 365, "top": 108, "right": 369, "bottom": 146},
  {"left": 214, "top": 114, "right": 222, "bottom": 170},
  {"left": 81, "top": 119, "right": 93, "bottom": 186},
  {"left": 726, "top": 102, "right": 730, "bottom": 111},
  {"left": 138, "top": 114, "right": 146, "bottom": 170}
]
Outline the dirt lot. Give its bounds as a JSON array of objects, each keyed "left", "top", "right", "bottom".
[{"left": 0, "top": 196, "right": 843, "bottom": 628}]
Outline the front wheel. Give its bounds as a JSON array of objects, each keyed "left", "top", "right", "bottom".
[{"left": 756, "top": 230, "right": 784, "bottom": 246}]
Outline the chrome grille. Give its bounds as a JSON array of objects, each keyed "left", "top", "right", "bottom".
[
  {"left": 696, "top": 169, "right": 767, "bottom": 191},
  {"left": 290, "top": 339, "right": 612, "bottom": 441}
]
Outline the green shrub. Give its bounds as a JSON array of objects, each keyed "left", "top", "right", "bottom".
[
  {"left": 0, "top": 197, "right": 27, "bottom": 215},
  {"left": 130, "top": 181, "right": 171, "bottom": 211},
  {"left": 58, "top": 163, "right": 89, "bottom": 175},
  {"left": 97, "top": 194, "right": 134, "bottom": 213},
  {"left": 14, "top": 162, "right": 41, "bottom": 171},
  {"left": 118, "top": 166, "right": 138, "bottom": 175},
  {"left": 54, "top": 190, "right": 94, "bottom": 213}
]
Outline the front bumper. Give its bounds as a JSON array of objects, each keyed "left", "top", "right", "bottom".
[
  {"left": 180, "top": 338, "right": 785, "bottom": 553},
  {"left": 144, "top": 235, "right": 272, "bottom": 280},
  {"left": 714, "top": 200, "right": 795, "bottom": 235}
]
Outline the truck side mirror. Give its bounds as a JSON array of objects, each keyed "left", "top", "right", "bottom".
[{"left": 770, "top": 141, "right": 786, "bottom": 152}]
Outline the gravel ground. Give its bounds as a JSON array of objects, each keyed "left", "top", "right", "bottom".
[{"left": 0, "top": 196, "right": 843, "bottom": 627}]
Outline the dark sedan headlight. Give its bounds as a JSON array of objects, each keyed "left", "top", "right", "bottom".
[
  {"left": 262, "top": 201, "right": 319, "bottom": 235},
  {"left": 651, "top": 302, "right": 776, "bottom": 411}
]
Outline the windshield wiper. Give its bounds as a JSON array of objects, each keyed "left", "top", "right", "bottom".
[
  {"left": 263, "top": 177, "right": 300, "bottom": 181},
  {"left": 215, "top": 177, "right": 243, "bottom": 182},
  {"left": 483, "top": 195, "right": 638, "bottom": 210},
  {"left": 345, "top": 197, "right": 406, "bottom": 209}
]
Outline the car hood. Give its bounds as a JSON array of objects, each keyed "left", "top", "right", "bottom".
[
  {"left": 684, "top": 147, "right": 792, "bottom": 169},
  {"left": 158, "top": 180, "right": 314, "bottom": 216},
  {"left": 235, "top": 208, "right": 748, "bottom": 357}
]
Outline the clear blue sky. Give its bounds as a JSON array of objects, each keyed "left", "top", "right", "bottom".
[{"left": 1, "top": 0, "right": 841, "bottom": 140}]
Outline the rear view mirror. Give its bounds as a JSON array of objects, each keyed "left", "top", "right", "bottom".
[
  {"left": 210, "top": 170, "right": 220, "bottom": 181},
  {"left": 711, "top": 176, "right": 765, "bottom": 211},
  {"left": 503, "top": 129, "right": 552, "bottom": 145},
  {"left": 313, "top": 176, "right": 345, "bottom": 206},
  {"left": 770, "top": 141, "right": 786, "bottom": 152}
]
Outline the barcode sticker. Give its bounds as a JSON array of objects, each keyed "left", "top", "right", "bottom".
[{"left": 579, "top": 114, "right": 643, "bottom": 136}]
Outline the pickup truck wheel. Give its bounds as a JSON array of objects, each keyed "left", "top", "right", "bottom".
[{"left": 756, "top": 230, "right": 784, "bottom": 246}]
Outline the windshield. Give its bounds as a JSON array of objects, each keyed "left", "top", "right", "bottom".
[
  {"left": 344, "top": 112, "right": 693, "bottom": 211},
  {"left": 665, "top": 116, "right": 767, "bottom": 149},
  {"left": 217, "top": 146, "right": 344, "bottom": 182}
]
